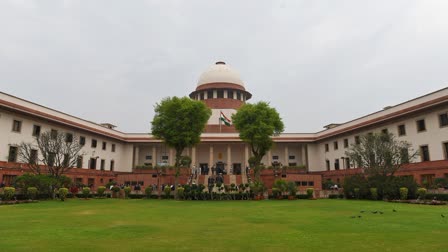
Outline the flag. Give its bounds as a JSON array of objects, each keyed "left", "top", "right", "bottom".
[{"left": 219, "top": 111, "right": 231, "bottom": 126}]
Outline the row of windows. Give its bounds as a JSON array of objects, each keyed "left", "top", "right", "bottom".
[
  {"left": 7, "top": 146, "right": 116, "bottom": 171},
  {"left": 196, "top": 89, "right": 246, "bottom": 101},
  {"left": 324, "top": 143, "right": 448, "bottom": 170},
  {"left": 324, "top": 113, "right": 448, "bottom": 153},
  {"left": 10, "top": 120, "right": 116, "bottom": 152}
]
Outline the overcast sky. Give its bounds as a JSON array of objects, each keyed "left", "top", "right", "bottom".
[{"left": 1, "top": 0, "right": 447, "bottom": 133}]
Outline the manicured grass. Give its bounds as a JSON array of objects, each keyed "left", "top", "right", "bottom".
[{"left": 0, "top": 199, "right": 447, "bottom": 252}]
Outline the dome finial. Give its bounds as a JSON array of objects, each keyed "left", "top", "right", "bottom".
[{"left": 215, "top": 61, "right": 226, "bottom": 65}]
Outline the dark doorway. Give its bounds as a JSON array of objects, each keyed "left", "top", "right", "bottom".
[
  {"left": 233, "top": 163, "right": 242, "bottom": 175},
  {"left": 216, "top": 161, "right": 225, "bottom": 174}
]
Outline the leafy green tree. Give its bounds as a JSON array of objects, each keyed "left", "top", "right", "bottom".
[
  {"left": 232, "top": 102, "right": 284, "bottom": 179},
  {"left": 151, "top": 96, "right": 211, "bottom": 196},
  {"left": 345, "top": 132, "right": 418, "bottom": 177}
]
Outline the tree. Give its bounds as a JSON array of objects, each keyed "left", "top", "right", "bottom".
[
  {"left": 151, "top": 96, "right": 211, "bottom": 194},
  {"left": 18, "top": 130, "right": 84, "bottom": 177},
  {"left": 345, "top": 132, "right": 418, "bottom": 177},
  {"left": 232, "top": 102, "right": 284, "bottom": 179}
]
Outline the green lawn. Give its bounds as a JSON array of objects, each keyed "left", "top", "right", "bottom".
[{"left": 0, "top": 199, "right": 447, "bottom": 252}]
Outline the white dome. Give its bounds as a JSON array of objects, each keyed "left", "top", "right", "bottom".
[{"left": 197, "top": 62, "right": 244, "bottom": 87}]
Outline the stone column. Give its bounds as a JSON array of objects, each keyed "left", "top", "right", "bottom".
[
  {"left": 169, "top": 148, "right": 174, "bottom": 166},
  {"left": 284, "top": 145, "right": 289, "bottom": 166},
  {"left": 134, "top": 146, "right": 139, "bottom": 168},
  {"left": 209, "top": 145, "right": 214, "bottom": 168},
  {"left": 227, "top": 144, "right": 232, "bottom": 174},
  {"left": 268, "top": 150, "right": 272, "bottom": 167},
  {"left": 152, "top": 146, "right": 156, "bottom": 167},
  {"left": 303, "top": 144, "right": 309, "bottom": 169},
  {"left": 244, "top": 144, "right": 249, "bottom": 169},
  {"left": 191, "top": 147, "right": 196, "bottom": 167}
]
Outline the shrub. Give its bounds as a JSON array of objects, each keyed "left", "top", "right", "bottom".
[
  {"left": 271, "top": 188, "right": 281, "bottom": 198},
  {"left": 3, "top": 187, "right": 15, "bottom": 201},
  {"left": 145, "top": 186, "right": 153, "bottom": 199},
  {"left": 354, "top": 188, "right": 360, "bottom": 199},
  {"left": 425, "top": 193, "right": 448, "bottom": 201},
  {"left": 306, "top": 188, "right": 314, "bottom": 199},
  {"left": 59, "top": 187, "right": 69, "bottom": 201},
  {"left": 14, "top": 174, "right": 72, "bottom": 197},
  {"left": 370, "top": 188, "right": 378, "bottom": 200},
  {"left": 97, "top": 186, "right": 106, "bottom": 198},
  {"left": 343, "top": 174, "right": 368, "bottom": 199},
  {"left": 328, "top": 194, "right": 340, "bottom": 199},
  {"left": 82, "top": 187, "right": 90, "bottom": 199},
  {"left": 274, "top": 179, "right": 288, "bottom": 195},
  {"left": 177, "top": 187, "right": 185, "bottom": 199},
  {"left": 417, "top": 188, "right": 427, "bottom": 199},
  {"left": 399, "top": 187, "right": 408, "bottom": 200},
  {"left": 124, "top": 186, "right": 131, "bottom": 198},
  {"left": 27, "top": 187, "right": 38, "bottom": 200},
  {"left": 164, "top": 186, "right": 171, "bottom": 199},
  {"left": 434, "top": 177, "right": 448, "bottom": 188},
  {"left": 287, "top": 181, "right": 297, "bottom": 196}
]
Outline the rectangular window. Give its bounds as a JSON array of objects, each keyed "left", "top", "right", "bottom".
[
  {"left": 89, "top": 158, "right": 97, "bottom": 169},
  {"left": 32, "top": 125, "right": 41, "bottom": 137},
  {"left": 80, "top": 136, "right": 86, "bottom": 146},
  {"left": 272, "top": 155, "right": 279, "bottom": 160},
  {"left": 12, "top": 120, "right": 22, "bottom": 132},
  {"left": 288, "top": 155, "right": 295, "bottom": 160},
  {"left": 301, "top": 181, "right": 308, "bottom": 186},
  {"left": 439, "top": 113, "right": 448, "bottom": 127},
  {"left": 65, "top": 133, "right": 73, "bottom": 143},
  {"left": 87, "top": 178, "right": 95, "bottom": 187},
  {"left": 325, "top": 159, "right": 330, "bottom": 171},
  {"left": 334, "top": 141, "right": 338, "bottom": 150},
  {"left": 344, "top": 139, "right": 349, "bottom": 148},
  {"left": 8, "top": 146, "right": 18, "bottom": 162},
  {"left": 417, "top": 119, "right": 426, "bottom": 132},
  {"left": 420, "top": 145, "right": 430, "bottom": 162},
  {"left": 48, "top": 152, "right": 56, "bottom": 167},
  {"left": 145, "top": 155, "right": 152, "bottom": 160},
  {"left": 308, "top": 181, "right": 314, "bottom": 186},
  {"left": 77, "top": 156, "right": 83, "bottom": 168},
  {"left": 400, "top": 148, "right": 409, "bottom": 164},
  {"left": 112, "top": 144, "right": 116, "bottom": 152},
  {"left": 51, "top": 129, "right": 58, "bottom": 139},
  {"left": 288, "top": 163, "right": 297, "bottom": 166},
  {"left": 102, "top": 142, "right": 107, "bottom": 150},
  {"left": 444, "top": 142, "right": 448, "bottom": 160},
  {"left": 91, "top": 139, "right": 97, "bottom": 148},
  {"left": 207, "top": 90, "right": 213, "bottom": 99},
  {"left": 110, "top": 160, "right": 115, "bottom": 171},
  {"left": 345, "top": 157, "right": 350, "bottom": 169},
  {"left": 161, "top": 155, "right": 168, "bottom": 160},
  {"left": 200, "top": 92, "right": 204, "bottom": 100},
  {"left": 236, "top": 91, "right": 241, "bottom": 100},
  {"left": 381, "top": 128, "right": 388, "bottom": 134},
  {"left": 334, "top": 159, "right": 340, "bottom": 170},
  {"left": 398, "top": 124, "right": 406, "bottom": 136},
  {"left": 227, "top": 90, "right": 234, "bottom": 99},
  {"left": 355, "top": 136, "right": 360, "bottom": 145},
  {"left": 325, "top": 144, "right": 329, "bottom": 152},
  {"left": 217, "top": 89, "right": 224, "bottom": 98},
  {"left": 30, "top": 149, "right": 38, "bottom": 164},
  {"left": 100, "top": 159, "right": 105, "bottom": 170}
]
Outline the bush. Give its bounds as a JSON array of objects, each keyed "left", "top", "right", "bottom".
[
  {"left": 164, "top": 186, "right": 171, "bottom": 199},
  {"left": 354, "top": 188, "right": 360, "bottom": 199},
  {"left": 82, "top": 187, "right": 90, "bottom": 199},
  {"left": 399, "top": 187, "right": 408, "bottom": 200},
  {"left": 306, "top": 188, "right": 314, "bottom": 199},
  {"left": 3, "top": 187, "right": 15, "bottom": 201},
  {"left": 271, "top": 188, "right": 281, "bottom": 198},
  {"left": 14, "top": 174, "right": 72, "bottom": 196},
  {"left": 370, "top": 188, "right": 378, "bottom": 200},
  {"left": 97, "top": 186, "right": 106, "bottom": 198},
  {"left": 27, "top": 187, "right": 38, "bottom": 200},
  {"left": 177, "top": 187, "right": 185, "bottom": 199},
  {"left": 425, "top": 193, "right": 448, "bottom": 201},
  {"left": 287, "top": 181, "right": 297, "bottom": 196},
  {"left": 124, "top": 186, "right": 131, "bottom": 198},
  {"left": 59, "top": 188, "right": 69, "bottom": 201},
  {"left": 417, "top": 188, "right": 427, "bottom": 199},
  {"left": 145, "top": 186, "right": 153, "bottom": 199},
  {"left": 297, "top": 194, "right": 309, "bottom": 199},
  {"left": 343, "top": 174, "right": 369, "bottom": 199}
]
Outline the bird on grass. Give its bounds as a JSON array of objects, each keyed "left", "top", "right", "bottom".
[
  {"left": 442, "top": 214, "right": 445, "bottom": 218},
  {"left": 379, "top": 211, "right": 384, "bottom": 214},
  {"left": 372, "top": 211, "right": 378, "bottom": 214},
  {"left": 358, "top": 215, "right": 362, "bottom": 218},
  {"left": 393, "top": 209, "right": 397, "bottom": 212},
  {"left": 360, "top": 210, "right": 365, "bottom": 213}
]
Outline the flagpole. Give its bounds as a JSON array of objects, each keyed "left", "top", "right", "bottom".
[{"left": 219, "top": 110, "right": 222, "bottom": 133}]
